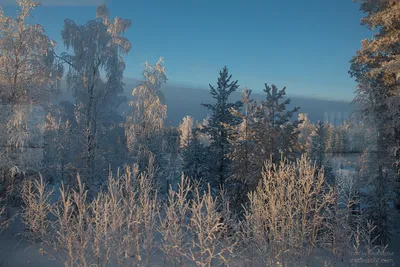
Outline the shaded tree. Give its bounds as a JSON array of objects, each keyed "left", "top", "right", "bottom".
[
  {"left": 225, "top": 88, "right": 260, "bottom": 192},
  {"left": 182, "top": 129, "right": 212, "bottom": 189},
  {"left": 254, "top": 83, "right": 300, "bottom": 168},
  {"left": 58, "top": 4, "right": 131, "bottom": 190},
  {"left": 201, "top": 66, "right": 243, "bottom": 188}
]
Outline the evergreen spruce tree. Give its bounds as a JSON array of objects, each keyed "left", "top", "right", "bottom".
[
  {"left": 225, "top": 88, "right": 259, "bottom": 186},
  {"left": 162, "top": 127, "right": 180, "bottom": 191},
  {"left": 349, "top": 122, "right": 366, "bottom": 153},
  {"left": 223, "top": 88, "right": 261, "bottom": 208},
  {"left": 365, "top": 165, "right": 392, "bottom": 245},
  {"left": 201, "top": 66, "right": 243, "bottom": 189},
  {"left": 279, "top": 119, "right": 303, "bottom": 162},
  {"left": 254, "top": 83, "right": 300, "bottom": 168}
]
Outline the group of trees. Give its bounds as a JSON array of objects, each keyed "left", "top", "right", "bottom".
[
  {"left": 298, "top": 114, "right": 371, "bottom": 157},
  {"left": 179, "top": 0, "right": 400, "bottom": 246},
  {"left": 180, "top": 70, "right": 303, "bottom": 207},
  {"left": 179, "top": 71, "right": 374, "bottom": 209},
  {"left": 0, "top": 1, "right": 173, "bottom": 195},
  {"left": 0, "top": 0, "right": 399, "bottom": 261}
]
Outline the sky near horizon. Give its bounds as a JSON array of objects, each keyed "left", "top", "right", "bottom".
[{"left": 2, "top": 0, "right": 372, "bottom": 101}]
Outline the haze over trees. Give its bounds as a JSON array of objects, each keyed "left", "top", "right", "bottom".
[{"left": 0, "top": 0, "right": 399, "bottom": 266}]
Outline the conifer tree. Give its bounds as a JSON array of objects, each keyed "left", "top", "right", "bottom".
[
  {"left": 225, "top": 88, "right": 260, "bottom": 192},
  {"left": 43, "top": 106, "right": 74, "bottom": 182},
  {"left": 332, "top": 127, "right": 343, "bottom": 156},
  {"left": 278, "top": 119, "right": 303, "bottom": 162},
  {"left": 201, "top": 66, "right": 243, "bottom": 188},
  {"left": 254, "top": 83, "right": 300, "bottom": 168}
]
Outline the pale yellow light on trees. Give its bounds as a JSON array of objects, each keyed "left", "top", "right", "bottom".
[
  {"left": 0, "top": 0, "right": 62, "bottom": 105},
  {"left": 0, "top": 0, "right": 61, "bottom": 171},
  {"left": 125, "top": 57, "right": 167, "bottom": 153},
  {"left": 298, "top": 113, "right": 316, "bottom": 152},
  {"left": 179, "top": 115, "right": 194, "bottom": 149}
]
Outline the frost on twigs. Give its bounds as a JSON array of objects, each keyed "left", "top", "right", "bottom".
[
  {"left": 125, "top": 57, "right": 167, "bottom": 163},
  {"left": 58, "top": 4, "right": 132, "bottom": 187}
]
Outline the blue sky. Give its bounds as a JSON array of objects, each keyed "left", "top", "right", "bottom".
[{"left": 2, "top": 0, "right": 372, "bottom": 100}]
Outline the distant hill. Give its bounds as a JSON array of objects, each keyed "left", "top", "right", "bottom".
[
  {"left": 55, "top": 79, "right": 355, "bottom": 127},
  {"left": 119, "top": 80, "right": 355, "bottom": 127}
]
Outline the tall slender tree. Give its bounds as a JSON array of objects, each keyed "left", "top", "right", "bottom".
[
  {"left": 223, "top": 88, "right": 261, "bottom": 210},
  {"left": 125, "top": 57, "right": 167, "bottom": 170},
  {"left": 254, "top": 83, "right": 300, "bottom": 167},
  {"left": 201, "top": 66, "right": 242, "bottom": 189},
  {"left": 225, "top": 88, "right": 259, "bottom": 190},
  {"left": 59, "top": 4, "right": 131, "bottom": 189}
]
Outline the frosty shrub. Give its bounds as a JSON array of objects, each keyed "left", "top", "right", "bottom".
[
  {"left": 158, "top": 175, "right": 237, "bottom": 267},
  {"left": 185, "top": 185, "right": 237, "bottom": 267},
  {"left": 21, "top": 169, "right": 238, "bottom": 267},
  {"left": 21, "top": 164, "right": 159, "bottom": 267},
  {"left": 239, "top": 155, "right": 389, "bottom": 267},
  {"left": 239, "top": 155, "right": 336, "bottom": 266},
  {"left": 21, "top": 175, "right": 54, "bottom": 242},
  {"left": 158, "top": 174, "right": 192, "bottom": 266},
  {"left": 21, "top": 155, "right": 389, "bottom": 267},
  {"left": 0, "top": 166, "right": 40, "bottom": 232}
]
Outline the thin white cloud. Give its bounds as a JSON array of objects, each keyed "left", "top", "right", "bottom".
[{"left": 1, "top": 0, "right": 107, "bottom": 6}]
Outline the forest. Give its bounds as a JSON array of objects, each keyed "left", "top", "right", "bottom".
[{"left": 0, "top": 0, "right": 399, "bottom": 266}]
